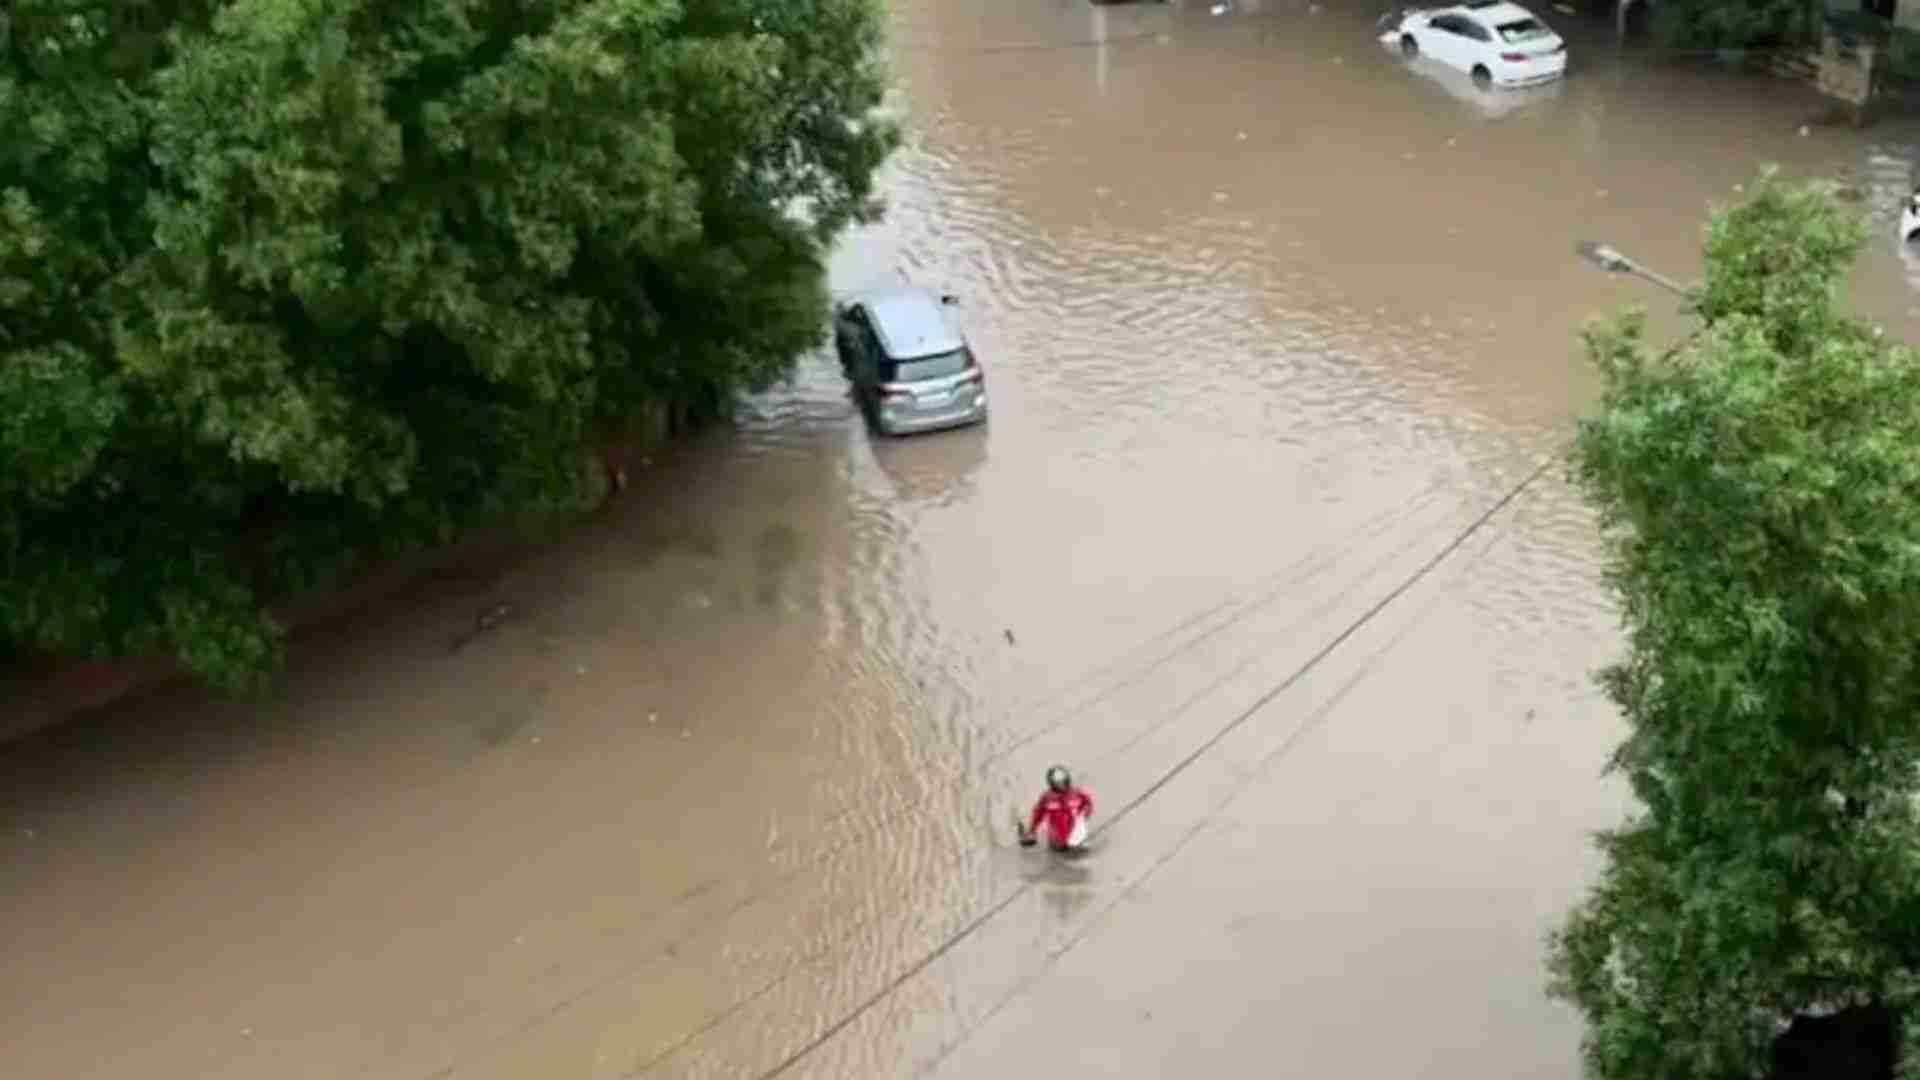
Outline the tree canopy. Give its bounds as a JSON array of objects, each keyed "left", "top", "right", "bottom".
[
  {"left": 1549, "top": 172, "right": 1920, "bottom": 1077},
  {"left": 1647, "top": 0, "right": 1819, "bottom": 51},
  {"left": 0, "top": 0, "right": 897, "bottom": 685}
]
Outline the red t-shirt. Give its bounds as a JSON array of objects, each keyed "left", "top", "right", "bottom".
[{"left": 1028, "top": 787, "right": 1094, "bottom": 846}]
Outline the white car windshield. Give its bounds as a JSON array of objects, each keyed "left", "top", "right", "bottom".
[{"left": 1496, "top": 18, "right": 1550, "bottom": 43}]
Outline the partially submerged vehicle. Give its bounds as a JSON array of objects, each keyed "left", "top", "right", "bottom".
[
  {"left": 1382, "top": 0, "right": 1568, "bottom": 89},
  {"left": 833, "top": 286, "right": 989, "bottom": 437},
  {"left": 1382, "top": 36, "right": 1566, "bottom": 119}
]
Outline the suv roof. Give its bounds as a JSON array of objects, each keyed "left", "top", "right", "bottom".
[{"left": 856, "top": 286, "right": 964, "bottom": 360}]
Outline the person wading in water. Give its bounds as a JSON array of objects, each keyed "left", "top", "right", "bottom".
[{"left": 1019, "top": 765, "right": 1094, "bottom": 852}]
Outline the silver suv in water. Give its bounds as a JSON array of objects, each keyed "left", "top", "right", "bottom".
[{"left": 833, "top": 286, "right": 989, "bottom": 436}]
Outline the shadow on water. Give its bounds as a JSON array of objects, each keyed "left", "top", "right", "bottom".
[
  {"left": 753, "top": 521, "right": 805, "bottom": 607},
  {"left": 1026, "top": 856, "right": 1100, "bottom": 921},
  {"left": 867, "top": 424, "right": 992, "bottom": 510}
]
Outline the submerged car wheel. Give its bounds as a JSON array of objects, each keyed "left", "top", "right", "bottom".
[
  {"left": 1401, "top": 34, "right": 1418, "bottom": 56},
  {"left": 1472, "top": 64, "right": 1492, "bottom": 87}
]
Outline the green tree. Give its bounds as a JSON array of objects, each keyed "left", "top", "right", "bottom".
[
  {"left": 0, "top": 0, "right": 897, "bottom": 686},
  {"left": 1648, "top": 0, "right": 1820, "bottom": 51},
  {"left": 1548, "top": 171, "right": 1920, "bottom": 1077}
]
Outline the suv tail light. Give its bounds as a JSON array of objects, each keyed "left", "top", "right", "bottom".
[
  {"left": 879, "top": 383, "right": 913, "bottom": 400},
  {"left": 1500, "top": 51, "right": 1526, "bottom": 62}
]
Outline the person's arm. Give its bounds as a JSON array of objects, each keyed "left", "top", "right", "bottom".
[{"left": 1022, "top": 798, "right": 1048, "bottom": 845}]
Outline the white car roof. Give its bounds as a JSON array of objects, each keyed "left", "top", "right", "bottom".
[{"left": 1451, "top": 1, "right": 1540, "bottom": 24}]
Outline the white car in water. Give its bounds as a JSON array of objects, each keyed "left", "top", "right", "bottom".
[{"left": 1388, "top": 1, "right": 1567, "bottom": 89}]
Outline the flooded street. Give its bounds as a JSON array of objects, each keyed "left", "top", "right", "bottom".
[{"left": 13, "top": 2, "right": 1920, "bottom": 1077}]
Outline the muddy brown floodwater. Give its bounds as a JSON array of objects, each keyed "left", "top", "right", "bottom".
[{"left": 11, "top": 2, "right": 1920, "bottom": 1077}]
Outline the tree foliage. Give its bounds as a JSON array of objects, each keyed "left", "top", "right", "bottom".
[
  {"left": 0, "top": 0, "right": 897, "bottom": 685},
  {"left": 1549, "top": 171, "right": 1920, "bottom": 1077},
  {"left": 1649, "top": 0, "right": 1820, "bottom": 52}
]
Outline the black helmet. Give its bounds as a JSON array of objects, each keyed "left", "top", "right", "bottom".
[{"left": 1046, "top": 766, "right": 1071, "bottom": 792}]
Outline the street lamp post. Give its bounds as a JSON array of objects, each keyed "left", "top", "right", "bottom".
[{"left": 1575, "top": 240, "right": 1694, "bottom": 299}]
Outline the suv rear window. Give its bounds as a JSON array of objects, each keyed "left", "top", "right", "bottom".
[
  {"left": 1496, "top": 18, "right": 1549, "bottom": 42},
  {"left": 886, "top": 348, "right": 972, "bottom": 383}
]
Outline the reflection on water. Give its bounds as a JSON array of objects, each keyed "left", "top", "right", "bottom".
[
  {"left": 11, "top": 2, "right": 1920, "bottom": 1079},
  {"left": 866, "top": 427, "right": 991, "bottom": 510},
  {"left": 1384, "top": 42, "right": 1570, "bottom": 120},
  {"left": 1852, "top": 148, "right": 1920, "bottom": 310},
  {"left": 1897, "top": 241, "right": 1920, "bottom": 309}
]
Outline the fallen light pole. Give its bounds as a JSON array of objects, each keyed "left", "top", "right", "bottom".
[{"left": 1575, "top": 240, "right": 1694, "bottom": 299}]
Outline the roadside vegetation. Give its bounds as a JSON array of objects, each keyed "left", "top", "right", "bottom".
[
  {"left": 1550, "top": 172, "right": 1920, "bottom": 1077},
  {"left": 1648, "top": 0, "right": 1820, "bottom": 51},
  {"left": 0, "top": 0, "right": 898, "bottom": 687},
  {"left": 1639, "top": 0, "right": 1920, "bottom": 75}
]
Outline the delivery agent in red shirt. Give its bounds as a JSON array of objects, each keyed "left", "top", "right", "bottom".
[{"left": 1019, "top": 766, "right": 1094, "bottom": 852}]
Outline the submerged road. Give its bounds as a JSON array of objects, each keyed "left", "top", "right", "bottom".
[{"left": 10, "top": 1, "right": 1920, "bottom": 1077}]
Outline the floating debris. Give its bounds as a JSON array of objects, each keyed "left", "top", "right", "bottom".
[{"left": 450, "top": 602, "right": 514, "bottom": 652}]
